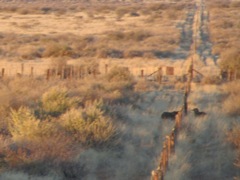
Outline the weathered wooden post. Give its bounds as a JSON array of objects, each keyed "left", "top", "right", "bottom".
[
  {"left": 21, "top": 63, "right": 24, "bottom": 75},
  {"left": 1, "top": 68, "right": 5, "bottom": 78},
  {"left": 93, "top": 68, "right": 96, "bottom": 79},
  {"left": 61, "top": 66, "right": 65, "bottom": 79},
  {"left": 162, "top": 144, "right": 168, "bottom": 173},
  {"left": 141, "top": 69, "right": 144, "bottom": 78},
  {"left": 151, "top": 170, "right": 159, "bottom": 180},
  {"left": 166, "top": 136, "right": 171, "bottom": 157},
  {"left": 105, "top": 64, "right": 108, "bottom": 74},
  {"left": 175, "top": 113, "right": 180, "bottom": 130},
  {"left": 157, "top": 67, "right": 162, "bottom": 84},
  {"left": 76, "top": 66, "right": 80, "bottom": 79},
  {"left": 46, "top": 69, "right": 50, "bottom": 81},
  {"left": 170, "top": 129, "right": 176, "bottom": 154},
  {"left": 69, "top": 66, "right": 73, "bottom": 79},
  {"left": 184, "top": 91, "right": 188, "bottom": 115},
  {"left": 30, "top": 67, "right": 34, "bottom": 77}
]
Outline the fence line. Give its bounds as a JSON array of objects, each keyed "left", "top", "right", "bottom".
[
  {"left": 0, "top": 63, "right": 181, "bottom": 82},
  {"left": 151, "top": 63, "right": 193, "bottom": 180}
]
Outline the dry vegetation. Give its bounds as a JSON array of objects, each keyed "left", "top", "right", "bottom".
[
  {"left": 205, "top": 5, "right": 240, "bottom": 166},
  {"left": 0, "top": 0, "right": 193, "bottom": 62},
  {"left": 0, "top": 0, "right": 192, "bottom": 177},
  {"left": 0, "top": 66, "right": 138, "bottom": 179},
  {"left": 206, "top": 0, "right": 240, "bottom": 58},
  {"left": 1, "top": 0, "right": 240, "bottom": 179}
]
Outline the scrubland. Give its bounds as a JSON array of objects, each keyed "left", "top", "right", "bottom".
[{"left": 0, "top": 0, "right": 240, "bottom": 179}]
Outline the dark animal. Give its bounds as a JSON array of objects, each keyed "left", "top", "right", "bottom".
[
  {"left": 161, "top": 111, "right": 178, "bottom": 120},
  {"left": 192, "top": 108, "right": 206, "bottom": 117}
]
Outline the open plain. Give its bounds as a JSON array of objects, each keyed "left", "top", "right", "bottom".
[{"left": 0, "top": 0, "right": 240, "bottom": 179}]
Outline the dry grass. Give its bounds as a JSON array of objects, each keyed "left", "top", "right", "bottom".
[
  {"left": 0, "top": 66, "right": 137, "bottom": 176},
  {"left": 207, "top": 0, "right": 240, "bottom": 56},
  {"left": 0, "top": 0, "right": 191, "bottom": 62},
  {"left": 222, "top": 81, "right": 240, "bottom": 116}
]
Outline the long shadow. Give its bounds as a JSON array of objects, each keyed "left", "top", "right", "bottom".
[
  {"left": 197, "top": 4, "right": 218, "bottom": 64},
  {"left": 154, "top": 9, "right": 196, "bottom": 60}
]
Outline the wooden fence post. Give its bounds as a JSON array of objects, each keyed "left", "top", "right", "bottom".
[
  {"left": 166, "top": 136, "right": 171, "bottom": 157},
  {"left": 105, "top": 64, "right": 108, "bottom": 74},
  {"left": 46, "top": 69, "right": 50, "bottom": 81},
  {"left": 175, "top": 113, "right": 181, "bottom": 130},
  {"left": 157, "top": 67, "right": 162, "bottom": 84},
  {"left": 184, "top": 91, "right": 188, "bottom": 115},
  {"left": 141, "top": 69, "right": 144, "bottom": 78},
  {"left": 162, "top": 144, "right": 168, "bottom": 173},
  {"left": 170, "top": 129, "right": 176, "bottom": 154},
  {"left": 69, "top": 66, "right": 73, "bottom": 79},
  {"left": 151, "top": 170, "right": 159, "bottom": 180},
  {"left": 61, "top": 66, "right": 65, "bottom": 79},
  {"left": 21, "top": 63, "right": 24, "bottom": 75},
  {"left": 1, "top": 68, "right": 5, "bottom": 78},
  {"left": 30, "top": 67, "right": 34, "bottom": 77}
]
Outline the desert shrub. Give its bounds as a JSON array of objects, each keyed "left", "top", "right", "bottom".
[
  {"left": 41, "top": 7, "right": 52, "bottom": 14},
  {"left": 8, "top": 107, "right": 40, "bottom": 142},
  {"left": 106, "top": 66, "right": 134, "bottom": 82},
  {"left": 5, "top": 128, "right": 76, "bottom": 169},
  {"left": 96, "top": 46, "right": 124, "bottom": 59},
  {"left": 41, "top": 88, "right": 75, "bottom": 117},
  {"left": 124, "top": 50, "right": 144, "bottom": 58},
  {"left": 115, "top": 7, "right": 130, "bottom": 19},
  {"left": 17, "top": 8, "right": 29, "bottom": 15},
  {"left": 60, "top": 100, "right": 116, "bottom": 147},
  {"left": 127, "top": 30, "right": 152, "bottom": 41},
  {"left": 129, "top": 11, "right": 140, "bottom": 17},
  {"left": 107, "top": 30, "right": 151, "bottom": 42},
  {"left": 227, "top": 122, "right": 240, "bottom": 170},
  {"left": 134, "top": 79, "right": 156, "bottom": 92},
  {"left": 50, "top": 57, "right": 67, "bottom": 69},
  {"left": 107, "top": 31, "right": 125, "bottom": 41},
  {"left": 219, "top": 48, "right": 240, "bottom": 71},
  {"left": 201, "top": 75, "right": 221, "bottom": 85},
  {"left": 42, "top": 42, "right": 74, "bottom": 58},
  {"left": 222, "top": 81, "right": 240, "bottom": 116},
  {"left": 222, "top": 94, "right": 240, "bottom": 116},
  {"left": 227, "top": 123, "right": 240, "bottom": 148},
  {"left": 17, "top": 46, "right": 42, "bottom": 60},
  {"left": 218, "top": 20, "right": 234, "bottom": 29},
  {"left": 230, "top": 1, "right": 240, "bottom": 8}
]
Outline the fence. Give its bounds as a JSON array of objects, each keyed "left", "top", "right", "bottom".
[
  {"left": 151, "top": 63, "right": 193, "bottom": 180},
  {"left": 0, "top": 62, "right": 181, "bottom": 83}
]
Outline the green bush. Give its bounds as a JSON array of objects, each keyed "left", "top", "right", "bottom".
[
  {"left": 42, "top": 42, "right": 74, "bottom": 58},
  {"left": 41, "top": 88, "right": 75, "bottom": 117},
  {"left": 106, "top": 66, "right": 134, "bottom": 82},
  {"left": 61, "top": 100, "right": 116, "bottom": 147},
  {"left": 220, "top": 48, "right": 240, "bottom": 73},
  {"left": 8, "top": 107, "right": 40, "bottom": 142}
]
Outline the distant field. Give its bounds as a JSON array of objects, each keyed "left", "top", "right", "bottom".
[
  {"left": 206, "top": 0, "right": 240, "bottom": 55},
  {"left": 0, "top": 0, "right": 194, "bottom": 60}
]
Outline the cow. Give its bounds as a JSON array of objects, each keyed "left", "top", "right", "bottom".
[
  {"left": 161, "top": 111, "right": 178, "bottom": 120},
  {"left": 192, "top": 108, "right": 206, "bottom": 117}
]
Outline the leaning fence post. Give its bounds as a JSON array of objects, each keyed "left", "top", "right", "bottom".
[
  {"left": 151, "top": 170, "right": 159, "bottom": 180},
  {"left": 162, "top": 144, "right": 168, "bottom": 174},
  {"left": 166, "top": 136, "right": 171, "bottom": 157}
]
